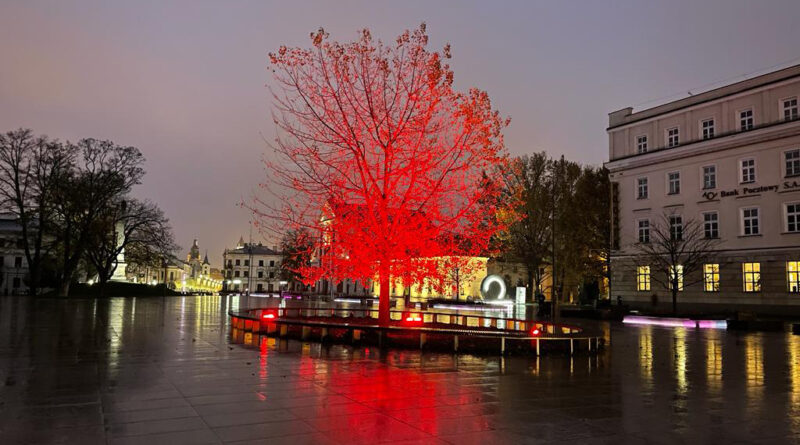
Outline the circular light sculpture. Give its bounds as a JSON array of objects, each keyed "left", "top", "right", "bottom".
[{"left": 480, "top": 274, "right": 507, "bottom": 300}]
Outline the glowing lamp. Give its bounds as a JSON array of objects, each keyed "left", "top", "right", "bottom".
[
  {"left": 403, "top": 312, "right": 423, "bottom": 324},
  {"left": 261, "top": 311, "right": 277, "bottom": 320},
  {"left": 531, "top": 328, "right": 540, "bottom": 336}
]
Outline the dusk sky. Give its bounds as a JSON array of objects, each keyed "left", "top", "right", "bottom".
[{"left": 2, "top": 0, "right": 799, "bottom": 265}]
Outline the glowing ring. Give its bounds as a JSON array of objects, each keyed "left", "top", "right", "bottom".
[{"left": 480, "top": 274, "right": 507, "bottom": 300}]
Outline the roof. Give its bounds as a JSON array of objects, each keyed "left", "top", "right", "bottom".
[
  {"left": 224, "top": 243, "right": 281, "bottom": 256},
  {"left": 608, "top": 63, "right": 800, "bottom": 130}
]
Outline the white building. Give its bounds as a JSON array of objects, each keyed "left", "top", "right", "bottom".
[
  {"left": 606, "top": 64, "right": 800, "bottom": 314},
  {"left": 222, "top": 237, "right": 283, "bottom": 294},
  {"left": 0, "top": 216, "right": 28, "bottom": 295}
]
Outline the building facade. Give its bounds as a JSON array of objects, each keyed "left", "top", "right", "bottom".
[
  {"left": 0, "top": 216, "right": 28, "bottom": 295},
  {"left": 606, "top": 64, "right": 800, "bottom": 313},
  {"left": 222, "top": 237, "right": 283, "bottom": 294}
]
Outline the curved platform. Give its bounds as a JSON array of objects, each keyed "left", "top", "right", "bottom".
[{"left": 229, "top": 307, "right": 605, "bottom": 355}]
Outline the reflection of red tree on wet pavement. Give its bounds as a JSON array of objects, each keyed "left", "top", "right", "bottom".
[{"left": 253, "top": 24, "right": 510, "bottom": 326}]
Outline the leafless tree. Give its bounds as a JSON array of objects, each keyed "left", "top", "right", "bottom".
[
  {"left": 0, "top": 129, "right": 74, "bottom": 295},
  {"left": 634, "top": 211, "right": 721, "bottom": 314},
  {"left": 85, "top": 199, "right": 177, "bottom": 295}
]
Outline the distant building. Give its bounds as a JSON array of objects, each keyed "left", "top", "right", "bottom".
[
  {"left": 222, "top": 237, "right": 283, "bottom": 294},
  {"left": 126, "top": 239, "right": 222, "bottom": 293},
  {"left": 0, "top": 215, "right": 27, "bottom": 295},
  {"left": 606, "top": 63, "right": 800, "bottom": 313}
]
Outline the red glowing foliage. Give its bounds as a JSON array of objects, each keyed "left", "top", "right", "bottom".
[{"left": 254, "top": 24, "right": 509, "bottom": 325}]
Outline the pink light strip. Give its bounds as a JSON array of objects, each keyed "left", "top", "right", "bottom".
[{"left": 623, "top": 315, "right": 726, "bottom": 329}]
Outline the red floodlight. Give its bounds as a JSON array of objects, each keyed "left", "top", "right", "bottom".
[
  {"left": 261, "top": 311, "right": 277, "bottom": 320},
  {"left": 403, "top": 312, "right": 423, "bottom": 324}
]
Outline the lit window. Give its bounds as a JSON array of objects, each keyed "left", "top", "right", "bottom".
[
  {"left": 786, "top": 149, "right": 800, "bottom": 177},
  {"left": 786, "top": 203, "right": 800, "bottom": 233},
  {"left": 704, "top": 212, "right": 719, "bottom": 239},
  {"left": 704, "top": 264, "right": 720, "bottom": 292},
  {"left": 785, "top": 97, "right": 799, "bottom": 122},
  {"left": 788, "top": 261, "right": 800, "bottom": 293},
  {"left": 668, "top": 265, "right": 684, "bottom": 291},
  {"left": 670, "top": 214, "right": 683, "bottom": 240},
  {"left": 668, "top": 171, "right": 680, "bottom": 195},
  {"left": 742, "top": 262, "right": 761, "bottom": 292},
  {"left": 742, "top": 207, "right": 760, "bottom": 236},
  {"left": 667, "top": 127, "right": 680, "bottom": 148},
  {"left": 637, "top": 135, "right": 648, "bottom": 154},
  {"left": 740, "top": 109, "right": 754, "bottom": 131},
  {"left": 637, "top": 266, "right": 650, "bottom": 291},
  {"left": 740, "top": 158, "right": 756, "bottom": 183},
  {"left": 637, "top": 177, "right": 648, "bottom": 199},
  {"left": 703, "top": 165, "right": 716, "bottom": 189},
  {"left": 638, "top": 219, "right": 650, "bottom": 243},
  {"left": 701, "top": 119, "right": 715, "bottom": 139}
]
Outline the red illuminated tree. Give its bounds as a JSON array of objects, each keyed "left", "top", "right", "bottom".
[{"left": 254, "top": 24, "right": 509, "bottom": 325}]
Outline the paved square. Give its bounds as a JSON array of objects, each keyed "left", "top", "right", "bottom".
[{"left": 1, "top": 296, "right": 798, "bottom": 444}]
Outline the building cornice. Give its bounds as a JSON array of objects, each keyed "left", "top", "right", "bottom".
[{"left": 606, "top": 120, "right": 800, "bottom": 174}]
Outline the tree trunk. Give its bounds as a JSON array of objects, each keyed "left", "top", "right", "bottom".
[
  {"left": 58, "top": 281, "right": 70, "bottom": 298},
  {"left": 378, "top": 267, "right": 390, "bottom": 327},
  {"left": 28, "top": 265, "right": 39, "bottom": 297},
  {"left": 526, "top": 266, "right": 534, "bottom": 302},
  {"left": 672, "top": 288, "right": 678, "bottom": 315}
]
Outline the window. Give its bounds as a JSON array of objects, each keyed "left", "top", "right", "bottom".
[
  {"left": 258, "top": 271, "right": 264, "bottom": 278},
  {"left": 784, "top": 97, "right": 799, "bottom": 121},
  {"left": 668, "top": 265, "right": 684, "bottom": 291},
  {"left": 636, "top": 266, "right": 650, "bottom": 291},
  {"left": 637, "top": 135, "right": 648, "bottom": 153},
  {"left": 740, "top": 109, "right": 754, "bottom": 131},
  {"left": 269, "top": 260, "right": 275, "bottom": 267},
  {"left": 669, "top": 214, "right": 683, "bottom": 240},
  {"left": 786, "top": 149, "right": 800, "bottom": 177},
  {"left": 12, "top": 277, "right": 20, "bottom": 288},
  {"left": 258, "top": 260, "right": 264, "bottom": 267},
  {"left": 701, "top": 119, "right": 715, "bottom": 139},
  {"left": 235, "top": 259, "right": 240, "bottom": 266},
  {"left": 243, "top": 271, "right": 249, "bottom": 277},
  {"left": 667, "top": 127, "right": 680, "bottom": 147},
  {"left": 638, "top": 219, "right": 650, "bottom": 243},
  {"left": 742, "top": 207, "right": 760, "bottom": 235},
  {"left": 702, "top": 165, "right": 716, "bottom": 189},
  {"left": 637, "top": 177, "right": 648, "bottom": 199},
  {"left": 668, "top": 171, "right": 680, "bottom": 195},
  {"left": 787, "top": 203, "right": 800, "bottom": 233},
  {"left": 740, "top": 158, "right": 756, "bottom": 183},
  {"left": 703, "top": 212, "right": 719, "bottom": 238},
  {"left": 257, "top": 283, "right": 264, "bottom": 292},
  {"left": 704, "top": 264, "right": 720, "bottom": 292},
  {"left": 269, "top": 272, "right": 275, "bottom": 279},
  {"left": 14, "top": 257, "right": 22, "bottom": 268},
  {"left": 244, "top": 259, "right": 249, "bottom": 266},
  {"left": 788, "top": 261, "right": 800, "bottom": 293},
  {"left": 742, "top": 262, "right": 761, "bottom": 292},
  {"left": 227, "top": 260, "right": 232, "bottom": 267},
  {"left": 234, "top": 270, "right": 240, "bottom": 277}
]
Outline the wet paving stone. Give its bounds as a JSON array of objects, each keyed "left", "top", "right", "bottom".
[{"left": 1, "top": 295, "right": 800, "bottom": 444}]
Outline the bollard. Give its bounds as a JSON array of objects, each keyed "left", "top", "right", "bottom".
[
  {"left": 419, "top": 333, "right": 427, "bottom": 349},
  {"left": 536, "top": 338, "right": 540, "bottom": 356},
  {"left": 453, "top": 335, "right": 459, "bottom": 352},
  {"left": 321, "top": 327, "right": 329, "bottom": 342},
  {"left": 500, "top": 337, "right": 506, "bottom": 355},
  {"left": 352, "top": 329, "right": 361, "bottom": 343},
  {"left": 279, "top": 324, "right": 288, "bottom": 338},
  {"left": 301, "top": 326, "right": 311, "bottom": 340},
  {"left": 570, "top": 339, "right": 574, "bottom": 356}
]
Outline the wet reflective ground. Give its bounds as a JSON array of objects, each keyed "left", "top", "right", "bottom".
[{"left": 1, "top": 296, "right": 799, "bottom": 444}]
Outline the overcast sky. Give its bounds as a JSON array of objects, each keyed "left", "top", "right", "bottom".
[{"left": 2, "top": 0, "right": 799, "bottom": 265}]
